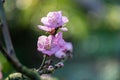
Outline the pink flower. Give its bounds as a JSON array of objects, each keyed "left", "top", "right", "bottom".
[
  {"left": 0, "top": 71, "right": 2, "bottom": 80},
  {"left": 37, "top": 35, "right": 57, "bottom": 56},
  {"left": 38, "top": 11, "right": 68, "bottom": 32},
  {"left": 37, "top": 32, "right": 66, "bottom": 57},
  {"left": 53, "top": 32, "right": 66, "bottom": 48},
  {"left": 41, "top": 11, "right": 68, "bottom": 28},
  {"left": 37, "top": 32, "right": 73, "bottom": 58}
]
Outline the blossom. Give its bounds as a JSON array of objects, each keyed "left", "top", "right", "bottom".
[
  {"left": 54, "top": 32, "right": 73, "bottom": 58},
  {"left": 38, "top": 11, "right": 69, "bottom": 32},
  {"left": 41, "top": 11, "right": 68, "bottom": 28},
  {"left": 53, "top": 32, "right": 66, "bottom": 49},
  {"left": 37, "top": 32, "right": 66, "bottom": 56},
  {"left": 37, "top": 35, "right": 57, "bottom": 56},
  {"left": 37, "top": 11, "right": 73, "bottom": 59},
  {"left": 37, "top": 31, "right": 73, "bottom": 58}
]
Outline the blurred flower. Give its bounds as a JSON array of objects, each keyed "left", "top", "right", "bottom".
[{"left": 38, "top": 11, "right": 68, "bottom": 32}]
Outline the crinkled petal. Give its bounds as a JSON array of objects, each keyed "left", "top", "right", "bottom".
[
  {"left": 37, "top": 35, "right": 47, "bottom": 51},
  {"left": 38, "top": 25, "right": 54, "bottom": 32},
  {"left": 54, "top": 32, "right": 66, "bottom": 48},
  {"left": 40, "top": 11, "right": 68, "bottom": 28},
  {"left": 42, "top": 45, "right": 59, "bottom": 56},
  {"left": 37, "top": 35, "right": 58, "bottom": 56},
  {"left": 59, "top": 27, "right": 68, "bottom": 31},
  {"left": 41, "top": 17, "right": 49, "bottom": 25},
  {"left": 57, "top": 11, "right": 62, "bottom": 19},
  {"left": 42, "top": 50, "right": 55, "bottom": 56},
  {"left": 47, "top": 12, "right": 53, "bottom": 17},
  {"left": 38, "top": 36, "right": 47, "bottom": 45},
  {"left": 46, "top": 11, "right": 63, "bottom": 27},
  {"left": 62, "top": 16, "right": 69, "bottom": 23},
  {"left": 55, "top": 32, "right": 63, "bottom": 38}
]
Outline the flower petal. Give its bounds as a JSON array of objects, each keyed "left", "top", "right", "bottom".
[
  {"left": 38, "top": 25, "right": 54, "bottom": 32},
  {"left": 65, "top": 42, "right": 73, "bottom": 52},
  {"left": 59, "top": 27, "right": 68, "bottom": 31},
  {"left": 37, "top": 35, "right": 47, "bottom": 51},
  {"left": 41, "top": 17, "right": 49, "bottom": 26},
  {"left": 62, "top": 16, "right": 69, "bottom": 23}
]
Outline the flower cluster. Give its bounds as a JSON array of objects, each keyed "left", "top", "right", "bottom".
[{"left": 37, "top": 11, "right": 73, "bottom": 59}]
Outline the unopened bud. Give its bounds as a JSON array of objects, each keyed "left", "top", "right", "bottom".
[
  {"left": 47, "top": 65, "right": 54, "bottom": 71},
  {"left": 55, "top": 62, "right": 64, "bottom": 68}
]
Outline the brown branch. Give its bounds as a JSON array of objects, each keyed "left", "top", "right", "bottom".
[
  {"left": 0, "top": 1, "right": 41, "bottom": 80},
  {"left": 0, "top": 0, "right": 15, "bottom": 56}
]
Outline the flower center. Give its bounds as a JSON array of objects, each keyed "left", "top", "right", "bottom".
[{"left": 45, "top": 44, "right": 51, "bottom": 50}]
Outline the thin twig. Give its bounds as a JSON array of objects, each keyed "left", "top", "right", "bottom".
[{"left": 37, "top": 55, "right": 47, "bottom": 71}]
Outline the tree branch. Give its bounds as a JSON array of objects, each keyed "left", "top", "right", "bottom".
[
  {"left": 0, "top": 0, "right": 15, "bottom": 56},
  {"left": 0, "top": 1, "right": 41, "bottom": 80},
  {"left": 0, "top": 43, "right": 41, "bottom": 80}
]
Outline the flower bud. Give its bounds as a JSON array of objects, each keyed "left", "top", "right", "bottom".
[
  {"left": 55, "top": 62, "right": 64, "bottom": 68},
  {"left": 47, "top": 65, "right": 54, "bottom": 71}
]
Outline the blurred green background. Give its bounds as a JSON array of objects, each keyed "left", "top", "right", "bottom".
[{"left": 0, "top": 0, "right": 120, "bottom": 80}]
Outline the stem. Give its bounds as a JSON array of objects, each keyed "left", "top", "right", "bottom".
[
  {"left": 37, "top": 55, "right": 47, "bottom": 71},
  {"left": 0, "top": 0, "right": 15, "bottom": 56}
]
